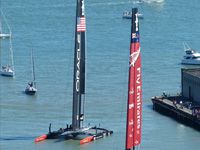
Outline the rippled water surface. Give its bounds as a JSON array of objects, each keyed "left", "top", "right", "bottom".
[{"left": 1, "top": 0, "right": 200, "bottom": 149}]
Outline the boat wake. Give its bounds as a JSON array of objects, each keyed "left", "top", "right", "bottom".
[
  {"left": 87, "top": 1, "right": 129, "bottom": 7},
  {"left": 0, "top": 136, "right": 35, "bottom": 141},
  {"left": 141, "top": 0, "right": 165, "bottom": 4}
]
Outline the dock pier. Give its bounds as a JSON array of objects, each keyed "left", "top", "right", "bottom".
[{"left": 152, "top": 94, "right": 200, "bottom": 131}]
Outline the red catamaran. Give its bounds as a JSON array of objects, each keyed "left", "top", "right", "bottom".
[
  {"left": 35, "top": 0, "right": 113, "bottom": 144},
  {"left": 126, "top": 8, "right": 142, "bottom": 150}
]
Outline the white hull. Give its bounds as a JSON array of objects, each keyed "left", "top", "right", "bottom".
[
  {"left": 0, "top": 33, "right": 11, "bottom": 39},
  {"left": 141, "top": 0, "right": 164, "bottom": 4},
  {"left": 181, "top": 42, "right": 200, "bottom": 65},
  {"left": 0, "top": 70, "right": 14, "bottom": 77},
  {"left": 181, "top": 59, "right": 200, "bottom": 65},
  {"left": 0, "top": 66, "right": 14, "bottom": 77},
  {"left": 123, "top": 11, "right": 143, "bottom": 19}
]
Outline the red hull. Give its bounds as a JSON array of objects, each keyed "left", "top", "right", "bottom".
[
  {"left": 34, "top": 134, "right": 47, "bottom": 143},
  {"left": 80, "top": 136, "right": 94, "bottom": 145}
]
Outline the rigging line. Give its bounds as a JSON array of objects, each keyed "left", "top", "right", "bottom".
[
  {"left": 82, "top": 94, "right": 85, "bottom": 127},
  {"left": 56, "top": 30, "right": 73, "bottom": 127},
  {"left": 119, "top": 52, "right": 130, "bottom": 150},
  {"left": 0, "top": 12, "right": 2, "bottom": 33},
  {"left": 0, "top": 37, "right": 2, "bottom": 66},
  {"left": 61, "top": 3, "right": 76, "bottom": 126},
  {"left": 0, "top": 0, "right": 1, "bottom": 65},
  {"left": 82, "top": 0, "right": 87, "bottom": 128},
  {"left": 31, "top": 48, "right": 36, "bottom": 87},
  {"left": 9, "top": 34, "right": 14, "bottom": 76},
  {"left": 28, "top": 48, "right": 32, "bottom": 81},
  {"left": 0, "top": 9, "right": 12, "bottom": 35},
  {"left": 113, "top": 54, "right": 130, "bottom": 150}
]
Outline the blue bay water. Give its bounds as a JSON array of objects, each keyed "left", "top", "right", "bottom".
[{"left": 0, "top": 0, "right": 200, "bottom": 150}]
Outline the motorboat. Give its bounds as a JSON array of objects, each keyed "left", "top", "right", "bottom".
[
  {"left": 122, "top": 11, "right": 143, "bottom": 19},
  {"left": 181, "top": 42, "right": 200, "bottom": 65}
]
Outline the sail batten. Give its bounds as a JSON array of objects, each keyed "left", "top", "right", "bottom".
[{"left": 125, "top": 8, "right": 142, "bottom": 150}]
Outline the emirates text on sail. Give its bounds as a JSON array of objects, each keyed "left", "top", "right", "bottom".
[{"left": 136, "top": 67, "right": 141, "bottom": 130}]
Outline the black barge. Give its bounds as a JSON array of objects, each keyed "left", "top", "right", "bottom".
[{"left": 152, "top": 94, "right": 200, "bottom": 131}]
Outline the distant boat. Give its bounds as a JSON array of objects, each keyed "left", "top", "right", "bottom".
[
  {"left": 125, "top": 8, "right": 142, "bottom": 150},
  {"left": 25, "top": 48, "right": 37, "bottom": 95},
  {"left": 0, "top": 65, "right": 14, "bottom": 77},
  {"left": 140, "top": 0, "right": 164, "bottom": 4},
  {"left": 35, "top": 0, "right": 113, "bottom": 144},
  {"left": 0, "top": 10, "right": 14, "bottom": 77},
  {"left": 135, "top": 0, "right": 143, "bottom": 4},
  {"left": 123, "top": 11, "right": 144, "bottom": 19},
  {"left": 0, "top": 33, "right": 11, "bottom": 39},
  {"left": 181, "top": 42, "right": 200, "bottom": 65}
]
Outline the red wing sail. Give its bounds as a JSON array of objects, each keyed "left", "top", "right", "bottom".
[{"left": 126, "top": 8, "right": 142, "bottom": 149}]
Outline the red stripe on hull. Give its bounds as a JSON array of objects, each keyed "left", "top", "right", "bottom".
[
  {"left": 80, "top": 136, "right": 94, "bottom": 145},
  {"left": 34, "top": 134, "right": 47, "bottom": 143}
]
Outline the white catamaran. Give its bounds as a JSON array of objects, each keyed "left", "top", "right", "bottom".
[{"left": 0, "top": 10, "right": 14, "bottom": 77}]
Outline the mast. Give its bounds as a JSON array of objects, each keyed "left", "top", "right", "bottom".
[
  {"left": 0, "top": 9, "right": 3, "bottom": 35},
  {"left": 72, "top": 0, "right": 86, "bottom": 131},
  {"left": 9, "top": 33, "right": 14, "bottom": 75},
  {"left": 31, "top": 48, "right": 36, "bottom": 87},
  {"left": 0, "top": 8, "right": 1, "bottom": 42},
  {"left": 125, "top": 8, "right": 142, "bottom": 150}
]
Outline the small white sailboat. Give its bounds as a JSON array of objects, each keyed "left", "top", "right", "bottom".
[
  {"left": 0, "top": 65, "right": 14, "bottom": 76},
  {"left": 25, "top": 49, "right": 37, "bottom": 95},
  {"left": 0, "top": 10, "right": 14, "bottom": 77},
  {"left": 181, "top": 42, "right": 200, "bottom": 65}
]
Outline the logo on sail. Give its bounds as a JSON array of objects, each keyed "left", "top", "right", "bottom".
[
  {"left": 76, "top": 34, "right": 81, "bottom": 92},
  {"left": 130, "top": 48, "right": 140, "bottom": 67}
]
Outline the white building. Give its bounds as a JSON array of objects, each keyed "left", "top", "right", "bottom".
[{"left": 181, "top": 68, "right": 200, "bottom": 104}]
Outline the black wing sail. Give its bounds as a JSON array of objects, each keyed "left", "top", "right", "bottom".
[
  {"left": 72, "top": 0, "right": 86, "bottom": 130},
  {"left": 35, "top": 0, "right": 113, "bottom": 144}
]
